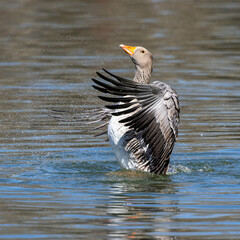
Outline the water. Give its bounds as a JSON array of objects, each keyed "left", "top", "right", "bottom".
[{"left": 0, "top": 0, "right": 240, "bottom": 239}]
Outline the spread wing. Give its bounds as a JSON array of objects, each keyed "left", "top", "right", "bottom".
[
  {"left": 92, "top": 69, "right": 180, "bottom": 174},
  {"left": 49, "top": 108, "right": 112, "bottom": 137}
]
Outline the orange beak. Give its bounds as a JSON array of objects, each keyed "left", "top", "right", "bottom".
[{"left": 119, "top": 44, "right": 137, "bottom": 56}]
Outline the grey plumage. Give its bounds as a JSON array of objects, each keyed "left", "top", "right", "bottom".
[
  {"left": 51, "top": 44, "right": 180, "bottom": 175},
  {"left": 93, "top": 68, "right": 180, "bottom": 174}
]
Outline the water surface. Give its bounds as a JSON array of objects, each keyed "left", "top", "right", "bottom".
[{"left": 0, "top": 0, "right": 240, "bottom": 239}]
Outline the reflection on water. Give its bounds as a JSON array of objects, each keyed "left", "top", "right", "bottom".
[{"left": 0, "top": 0, "right": 240, "bottom": 239}]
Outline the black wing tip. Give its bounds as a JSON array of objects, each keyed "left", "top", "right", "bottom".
[
  {"left": 98, "top": 68, "right": 134, "bottom": 85},
  {"left": 102, "top": 68, "right": 109, "bottom": 73},
  {"left": 92, "top": 84, "right": 108, "bottom": 94},
  {"left": 91, "top": 78, "right": 99, "bottom": 85},
  {"left": 96, "top": 71, "right": 105, "bottom": 79},
  {"left": 101, "top": 68, "right": 119, "bottom": 80},
  {"left": 95, "top": 68, "right": 109, "bottom": 76}
]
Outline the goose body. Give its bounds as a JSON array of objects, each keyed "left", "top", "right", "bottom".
[
  {"left": 108, "top": 115, "right": 137, "bottom": 170},
  {"left": 92, "top": 44, "right": 180, "bottom": 175}
]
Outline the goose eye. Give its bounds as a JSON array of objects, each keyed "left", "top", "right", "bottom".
[{"left": 141, "top": 50, "right": 145, "bottom": 53}]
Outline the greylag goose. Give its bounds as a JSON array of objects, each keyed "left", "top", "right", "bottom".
[{"left": 92, "top": 44, "right": 180, "bottom": 175}]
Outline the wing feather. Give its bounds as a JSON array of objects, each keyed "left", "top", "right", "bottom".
[{"left": 92, "top": 70, "right": 180, "bottom": 174}]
